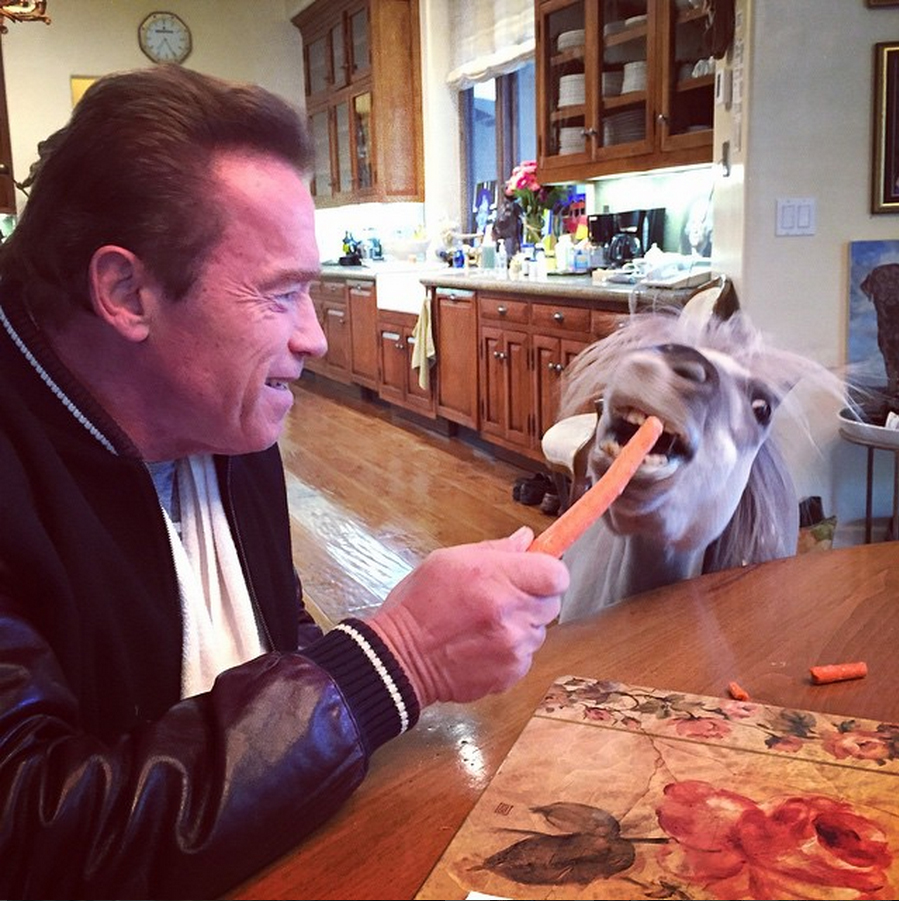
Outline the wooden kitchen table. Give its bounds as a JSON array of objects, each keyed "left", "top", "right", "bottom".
[{"left": 226, "top": 542, "right": 899, "bottom": 900}]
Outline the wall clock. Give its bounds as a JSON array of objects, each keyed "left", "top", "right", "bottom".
[{"left": 138, "top": 11, "right": 192, "bottom": 65}]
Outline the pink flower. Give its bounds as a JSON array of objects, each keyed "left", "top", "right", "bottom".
[
  {"left": 656, "top": 780, "right": 894, "bottom": 899},
  {"left": 669, "top": 717, "right": 732, "bottom": 741},
  {"left": 823, "top": 728, "right": 897, "bottom": 763}
]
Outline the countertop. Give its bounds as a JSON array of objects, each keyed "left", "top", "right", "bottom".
[{"left": 317, "top": 262, "right": 702, "bottom": 312}]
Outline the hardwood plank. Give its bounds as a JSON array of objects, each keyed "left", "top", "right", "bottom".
[{"left": 279, "top": 374, "right": 553, "bottom": 625}]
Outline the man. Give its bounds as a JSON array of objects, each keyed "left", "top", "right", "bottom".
[{"left": 0, "top": 66, "right": 568, "bottom": 899}]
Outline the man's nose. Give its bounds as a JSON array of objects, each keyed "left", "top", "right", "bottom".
[{"left": 291, "top": 299, "right": 328, "bottom": 359}]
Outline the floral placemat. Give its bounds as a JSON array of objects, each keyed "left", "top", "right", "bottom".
[{"left": 415, "top": 676, "right": 899, "bottom": 900}]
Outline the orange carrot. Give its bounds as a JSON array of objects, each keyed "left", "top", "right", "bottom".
[
  {"left": 809, "top": 661, "right": 868, "bottom": 685},
  {"left": 528, "top": 415, "right": 664, "bottom": 558},
  {"left": 727, "top": 681, "right": 751, "bottom": 701}
]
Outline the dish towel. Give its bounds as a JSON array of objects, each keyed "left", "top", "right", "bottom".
[
  {"left": 410, "top": 295, "right": 436, "bottom": 390},
  {"left": 160, "top": 454, "right": 267, "bottom": 698}
]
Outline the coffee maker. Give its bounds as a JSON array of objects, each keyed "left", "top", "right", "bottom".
[{"left": 590, "top": 208, "right": 666, "bottom": 267}]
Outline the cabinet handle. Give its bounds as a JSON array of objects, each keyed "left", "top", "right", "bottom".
[
  {"left": 657, "top": 113, "right": 669, "bottom": 124},
  {"left": 553, "top": 311, "right": 564, "bottom": 322},
  {"left": 493, "top": 350, "right": 507, "bottom": 361},
  {"left": 547, "top": 361, "right": 557, "bottom": 371},
  {"left": 581, "top": 128, "right": 598, "bottom": 137},
  {"left": 555, "top": 363, "right": 564, "bottom": 373},
  {"left": 497, "top": 305, "right": 508, "bottom": 316}
]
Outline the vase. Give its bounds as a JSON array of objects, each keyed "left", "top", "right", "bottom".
[{"left": 522, "top": 211, "right": 545, "bottom": 246}]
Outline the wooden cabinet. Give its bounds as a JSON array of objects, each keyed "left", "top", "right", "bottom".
[
  {"left": 535, "top": 0, "right": 713, "bottom": 184},
  {"left": 293, "top": 0, "right": 423, "bottom": 206},
  {"left": 307, "top": 278, "right": 351, "bottom": 383},
  {"left": 432, "top": 287, "right": 479, "bottom": 429},
  {"left": 477, "top": 292, "right": 623, "bottom": 461},
  {"left": 377, "top": 310, "right": 436, "bottom": 417},
  {"left": 348, "top": 279, "right": 379, "bottom": 389}
]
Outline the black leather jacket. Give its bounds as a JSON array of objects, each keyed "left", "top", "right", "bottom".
[{"left": 0, "top": 295, "right": 419, "bottom": 899}]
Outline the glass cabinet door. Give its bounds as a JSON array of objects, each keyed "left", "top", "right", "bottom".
[
  {"left": 658, "top": 0, "right": 714, "bottom": 151},
  {"left": 537, "top": 0, "right": 591, "bottom": 166},
  {"left": 310, "top": 109, "right": 332, "bottom": 198},
  {"left": 597, "top": 0, "right": 652, "bottom": 157},
  {"left": 353, "top": 92, "right": 373, "bottom": 190},
  {"left": 306, "top": 34, "right": 329, "bottom": 97},
  {"left": 349, "top": 4, "right": 370, "bottom": 81},
  {"left": 335, "top": 102, "right": 352, "bottom": 193},
  {"left": 330, "top": 20, "right": 348, "bottom": 90}
]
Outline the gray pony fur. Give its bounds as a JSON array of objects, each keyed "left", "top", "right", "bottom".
[{"left": 556, "top": 309, "right": 847, "bottom": 622}]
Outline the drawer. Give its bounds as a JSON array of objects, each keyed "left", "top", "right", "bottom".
[
  {"left": 318, "top": 279, "right": 347, "bottom": 298},
  {"left": 531, "top": 303, "right": 591, "bottom": 334},
  {"left": 478, "top": 295, "right": 530, "bottom": 324}
]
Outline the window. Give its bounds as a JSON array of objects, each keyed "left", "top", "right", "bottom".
[{"left": 461, "top": 61, "right": 536, "bottom": 233}]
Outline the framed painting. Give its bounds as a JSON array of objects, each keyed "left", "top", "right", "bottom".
[
  {"left": 873, "top": 42, "right": 899, "bottom": 213},
  {"left": 848, "top": 239, "right": 899, "bottom": 392},
  {"left": 471, "top": 180, "right": 497, "bottom": 235},
  {"left": 70, "top": 76, "right": 97, "bottom": 108}
]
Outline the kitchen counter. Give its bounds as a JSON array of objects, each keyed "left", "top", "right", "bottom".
[
  {"left": 316, "top": 262, "right": 703, "bottom": 312},
  {"left": 419, "top": 268, "right": 701, "bottom": 310}
]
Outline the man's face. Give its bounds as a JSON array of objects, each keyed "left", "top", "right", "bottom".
[{"left": 142, "top": 152, "right": 326, "bottom": 458}]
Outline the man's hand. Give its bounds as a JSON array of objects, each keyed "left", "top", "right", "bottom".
[{"left": 369, "top": 527, "right": 569, "bottom": 707}]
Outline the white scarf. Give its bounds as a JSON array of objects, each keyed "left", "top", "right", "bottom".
[{"left": 159, "top": 455, "right": 266, "bottom": 697}]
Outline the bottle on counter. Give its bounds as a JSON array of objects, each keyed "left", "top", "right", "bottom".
[
  {"left": 495, "top": 238, "right": 508, "bottom": 279},
  {"left": 480, "top": 227, "right": 496, "bottom": 269}
]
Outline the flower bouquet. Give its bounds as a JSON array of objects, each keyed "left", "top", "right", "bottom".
[{"left": 504, "top": 160, "right": 567, "bottom": 246}]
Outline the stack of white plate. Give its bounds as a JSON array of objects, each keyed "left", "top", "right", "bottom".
[
  {"left": 557, "top": 29, "right": 585, "bottom": 51},
  {"left": 602, "top": 70, "right": 624, "bottom": 97},
  {"left": 558, "top": 126, "right": 584, "bottom": 155},
  {"left": 621, "top": 60, "right": 647, "bottom": 93},
  {"left": 603, "top": 19, "right": 626, "bottom": 37},
  {"left": 603, "top": 108, "right": 645, "bottom": 145},
  {"left": 624, "top": 14, "right": 648, "bottom": 28},
  {"left": 558, "top": 73, "right": 585, "bottom": 107}
]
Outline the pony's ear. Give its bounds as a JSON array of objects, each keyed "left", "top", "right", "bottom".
[{"left": 701, "top": 438, "right": 799, "bottom": 573}]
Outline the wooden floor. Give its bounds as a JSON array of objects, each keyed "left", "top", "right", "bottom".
[{"left": 279, "top": 374, "right": 554, "bottom": 628}]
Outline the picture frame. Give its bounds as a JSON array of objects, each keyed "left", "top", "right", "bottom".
[
  {"left": 70, "top": 75, "right": 97, "bottom": 108},
  {"left": 471, "top": 180, "right": 497, "bottom": 235},
  {"left": 872, "top": 42, "right": 899, "bottom": 213}
]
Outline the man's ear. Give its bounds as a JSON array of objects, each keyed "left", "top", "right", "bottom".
[{"left": 88, "top": 245, "right": 156, "bottom": 342}]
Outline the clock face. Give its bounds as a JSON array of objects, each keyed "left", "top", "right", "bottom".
[{"left": 139, "top": 12, "right": 192, "bottom": 65}]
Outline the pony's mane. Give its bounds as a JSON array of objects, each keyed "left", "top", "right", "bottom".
[{"left": 559, "top": 310, "right": 850, "bottom": 455}]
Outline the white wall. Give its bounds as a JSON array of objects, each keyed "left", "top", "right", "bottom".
[
  {"left": 712, "top": 0, "right": 899, "bottom": 541},
  {"left": 1, "top": 0, "right": 304, "bottom": 211}
]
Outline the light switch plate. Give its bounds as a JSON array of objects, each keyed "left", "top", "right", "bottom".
[{"left": 775, "top": 197, "right": 816, "bottom": 236}]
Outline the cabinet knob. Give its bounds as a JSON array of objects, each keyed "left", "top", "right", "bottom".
[
  {"left": 555, "top": 363, "right": 564, "bottom": 373},
  {"left": 553, "top": 311, "right": 564, "bottom": 322},
  {"left": 581, "top": 128, "right": 598, "bottom": 137},
  {"left": 497, "top": 305, "right": 508, "bottom": 316},
  {"left": 395, "top": 342, "right": 404, "bottom": 350},
  {"left": 657, "top": 113, "right": 668, "bottom": 124},
  {"left": 493, "top": 350, "right": 507, "bottom": 361}
]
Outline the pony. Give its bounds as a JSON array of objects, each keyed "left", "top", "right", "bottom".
[{"left": 555, "top": 307, "right": 847, "bottom": 622}]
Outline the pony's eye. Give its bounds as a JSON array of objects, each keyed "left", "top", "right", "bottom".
[{"left": 751, "top": 396, "right": 772, "bottom": 425}]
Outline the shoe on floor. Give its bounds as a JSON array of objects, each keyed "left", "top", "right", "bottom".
[
  {"left": 540, "top": 492, "right": 561, "bottom": 516},
  {"left": 519, "top": 473, "right": 553, "bottom": 506}
]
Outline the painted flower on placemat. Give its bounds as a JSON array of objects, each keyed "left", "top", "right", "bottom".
[
  {"left": 504, "top": 160, "right": 566, "bottom": 246},
  {"left": 656, "top": 780, "right": 894, "bottom": 899}
]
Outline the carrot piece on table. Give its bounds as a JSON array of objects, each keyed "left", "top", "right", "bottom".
[
  {"left": 809, "top": 661, "right": 868, "bottom": 684},
  {"left": 728, "top": 681, "right": 751, "bottom": 701},
  {"left": 528, "top": 415, "right": 664, "bottom": 558}
]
